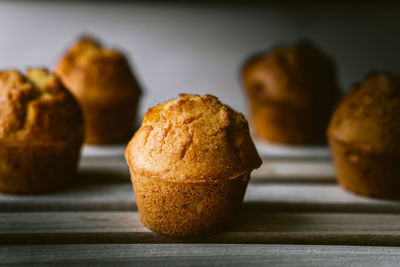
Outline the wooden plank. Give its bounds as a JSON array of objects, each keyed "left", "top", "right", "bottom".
[
  {"left": 1, "top": 180, "right": 399, "bottom": 213},
  {"left": 0, "top": 177, "right": 136, "bottom": 212},
  {"left": 2, "top": 211, "right": 400, "bottom": 246},
  {"left": 80, "top": 156, "right": 335, "bottom": 182},
  {"left": 2, "top": 244, "right": 400, "bottom": 266},
  {"left": 244, "top": 183, "right": 400, "bottom": 214},
  {"left": 79, "top": 156, "right": 130, "bottom": 181},
  {"left": 252, "top": 160, "right": 334, "bottom": 181}
]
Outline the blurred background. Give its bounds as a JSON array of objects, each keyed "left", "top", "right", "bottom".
[{"left": 1, "top": 1, "right": 399, "bottom": 118}]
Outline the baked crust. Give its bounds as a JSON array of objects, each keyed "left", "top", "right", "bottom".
[
  {"left": 125, "top": 94, "right": 262, "bottom": 182},
  {"left": 242, "top": 40, "right": 340, "bottom": 144},
  {"left": 55, "top": 37, "right": 141, "bottom": 144},
  {"left": 0, "top": 69, "right": 84, "bottom": 194},
  {"left": 328, "top": 72, "right": 400, "bottom": 199},
  {"left": 328, "top": 72, "right": 400, "bottom": 154},
  {"left": 0, "top": 69, "right": 84, "bottom": 144}
]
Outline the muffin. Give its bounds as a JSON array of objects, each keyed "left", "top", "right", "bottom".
[
  {"left": 55, "top": 37, "right": 141, "bottom": 144},
  {"left": 0, "top": 69, "right": 84, "bottom": 194},
  {"left": 328, "top": 72, "right": 400, "bottom": 199},
  {"left": 125, "top": 94, "right": 262, "bottom": 236},
  {"left": 242, "top": 40, "right": 340, "bottom": 145}
]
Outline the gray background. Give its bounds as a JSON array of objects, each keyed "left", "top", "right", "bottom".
[{"left": 1, "top": 1, "right": 399, "bottom": 118}]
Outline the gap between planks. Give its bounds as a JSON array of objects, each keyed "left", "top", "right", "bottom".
[{"left": 2, "top": 211, "right": 400, "bottom": 246}]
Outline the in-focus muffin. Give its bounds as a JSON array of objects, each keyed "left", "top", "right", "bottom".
[
  {"left": 242, "top": 40, "right": 340, "bottom": 145},
  {"left": 125, "top": 94, "right": 262, "bottom": 236},
  {"left": 0, "top": 69, "right": 84, "bottom": 194},
  {"left": 55, "top": 37, "right": 141, "bottom": 144},
  {"left": 328, "top": 72, "right": 400, "bottom": 199}
]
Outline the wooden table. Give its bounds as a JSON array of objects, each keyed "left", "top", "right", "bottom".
[{"left": 2, "top": 155, "right": 400, "bottom": 266}]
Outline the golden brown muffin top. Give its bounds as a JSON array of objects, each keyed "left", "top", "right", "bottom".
[
  {"left": 125, "top": 94, "right": 262, "bottom": 182},
  {"left": 55, "top": 37, "right": 141, "bottom": 107},
  {"left": 0, "top": 69, "right": 84, "bottom": 145},
  {"left": 328, "top": 72, "right": 400, "bottom": 154},
  {"left": 242, "top": 40, "right": 339, "bottom": 108}
]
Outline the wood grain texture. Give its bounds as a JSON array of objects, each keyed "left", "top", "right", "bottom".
[
  {"left": 80, "top": 156, "right": 336, "bottom": 182},
  {"left": 252, "top": 160, "right": 334, "bottom": 182},
  {"left": 1, "top": 178, "right": 399, "bottom": 213},
  {"left": 2, "top": 211, "right": 400, "bottom": 246},
  {"left": 1, "top": 155, "right": 400, "bottom": 263},
  {"left": 0, "top": 150, "right": 376, "bottom": 214},
  {"left": 0, "top": 175, "right": 136, "bottom": 212},
  {"left": 2, "top": 244, "right": 400, "bottom": 266}
]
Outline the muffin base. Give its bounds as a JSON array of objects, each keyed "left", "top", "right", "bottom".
[
  {"left": 131, "top": 173, "right": 250, "bottom": 236},
  {"left": 0, "top": 141, "right": 81, "bottom": 194},
  {"left": 249, "top": 100, "right": 327, "bottom": 145},
  {"left": 84, "top": 101, "right": 138, "bottom": 145},
  {"left": 329, "top": 137, "right": 400, "bottom": 199}
]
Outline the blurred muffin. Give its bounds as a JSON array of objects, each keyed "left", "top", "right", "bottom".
[
  {"left": 328, "top": 72, "right": 400, "bottom": 199},
  {"left": 242, "top": 40, "right": 340, "bottom": 145},
  {"left": 55, "top": 37, "right": 141, "bottom": 144},
  {"left": 125, "top": 94, "right": 262, "bottom": 236},
  {"left": 0, "top": 69, "right": 84, "bottom": 194}
]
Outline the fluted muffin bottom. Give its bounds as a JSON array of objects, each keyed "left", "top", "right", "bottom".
[
  {"left": 132, "top": 173, "right": 250, "bottom": 236},
  {"left": 249, "top": 100, "right": 327, "bottom": 145},
  {"left": 0, "top": 141, "right": 81, "bottom": 194},
  {"left": 83, "top": 102, "right": 137, "bottom": 144},
  {"left": 329, "top": 137, "right": 400, "bottom": 200}
]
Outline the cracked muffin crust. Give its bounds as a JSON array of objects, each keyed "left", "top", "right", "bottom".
[
  {"left": 55, "top": 37, "right": 141, "bottom": 144},
  {"left": 0, "top": 69, "right": 84, "bottom": 194},
  {"left": 328, "top": 72, "right": 400, "bottom": 199},
  {"left": 125, "top": 94, "right": 262, "bottom": 236},
  {"left": 242, "top": 40, "right": 340, "bottom": 145}
]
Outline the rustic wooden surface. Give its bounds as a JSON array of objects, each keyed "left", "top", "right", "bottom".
[
  {"left": 3, "top": 244, "right": 400, "bottom": 266},
  {"left": 1, "top": 155, "right": 400, "bottom": 265},
  {"left": 3, "top": 211, "right": 400, "bottom": 246}
]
